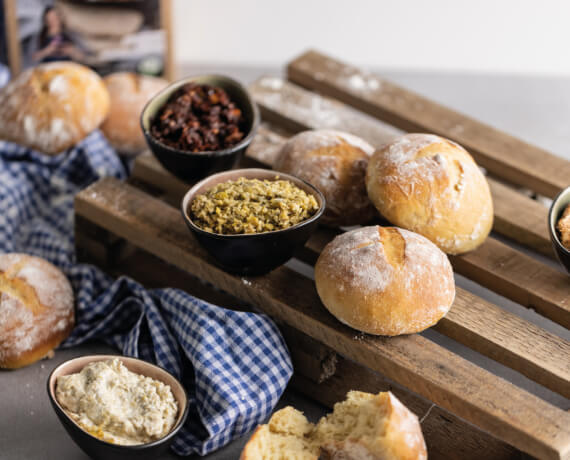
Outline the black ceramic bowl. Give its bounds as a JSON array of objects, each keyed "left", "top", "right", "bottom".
[
  {"left": 47, "top": 355, "right": 189, "bottom": 460},
  {"left": 141, "top": 74, "right": 260, "bottom": 183},
  {"left": 181, "top": 168, "right": 325, "bottom": 276},
  {"left": 548, "top": 186, "right": 570, "bottom": 274}
]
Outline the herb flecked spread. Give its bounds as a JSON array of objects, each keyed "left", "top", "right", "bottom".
[
  {"left": 190, "top": 177, "right": 319, "bottom": 234},
  {"left": 55, "top": 359, "right": 178, "bottom": 446}
]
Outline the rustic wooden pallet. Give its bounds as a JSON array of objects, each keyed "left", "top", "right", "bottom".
[{"left": 75, "top": 50, "right": 570, "bottom": 460}]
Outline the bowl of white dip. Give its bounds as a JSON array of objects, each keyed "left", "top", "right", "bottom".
[{"left": 47, "top": 355, "right": 189, "bottom": 460}]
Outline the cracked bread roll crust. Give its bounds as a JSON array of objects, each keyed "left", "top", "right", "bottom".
[
  {"left": 0, "top": 62, "right": 109, "bottom": 155},
  {"left": 315, "top": 226, "right": 455, "bottom": 336},
  {"left": 274, "top": 130, "right": 376, "bottom": 227},
  {"left": 366, "top": 133, "right": 493, "bottom": 254},
  {"left": 0, "top": 254, "right": 74, "bottom": 368}
]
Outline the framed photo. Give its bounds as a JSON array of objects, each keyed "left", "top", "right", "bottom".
[{"left": 2, "top": 0, "right": 174, "bottom": 80}]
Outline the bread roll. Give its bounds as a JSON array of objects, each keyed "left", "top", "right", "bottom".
[
  {"left": 366, "top": 133, "right": 493, "bottom": 254},
  {"left": 315, "top": 226, "right": 455, "bottom": 336},
  {"left": 240, "top": 391, "right": 427, "bottom": 460},
  {"left": 0, "top": 254, "right": 74, "bottom": 369},
  {"left": 101, "top": 72, "right": 167, "bottom": 155},
  {"left": 0, "top": 62, "right": 109, "bottom": 155},
  {"left": 274, "top": 130, "right": 376, "bottom": 227}
]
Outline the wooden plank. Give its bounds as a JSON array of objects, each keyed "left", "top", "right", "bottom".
[
  {"left": 438, "top": 289, "right": 570, "bottom": 399},
  {"left": 132, "top": 153, "right": 570, "bottom": 392},
  {"left": 249, "top": 76, "right": 553, "bottom": 258},
  {"left": 250, "top": 76, "right": 402, "bottom": 146},
  {"left": 449, "top": 239, "right": 570, "bottom": 330},
  {"left": 73, "top": 231, "right": 522, "bottom": 460},
  {"left": 286, "top": 49, "right": 570, "bottom": 198},
  {"left": 489, "top": 179, "right": 552, "bottom": 257},
  {"left": 75, "top": 178, "right": 570, "bottom": 460}
]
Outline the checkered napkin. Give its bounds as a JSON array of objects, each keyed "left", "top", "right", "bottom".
[{"left": 0, "top": 131, "right": 293, "bottom": 455}]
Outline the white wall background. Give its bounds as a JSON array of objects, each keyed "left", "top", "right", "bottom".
[{"left": 172, "top": 0, "right": 570, "bottom": 75}]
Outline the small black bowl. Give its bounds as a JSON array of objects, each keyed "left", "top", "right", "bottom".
[
  {"left": 47, "top": 355, "right": 189, "bottom": 460},
  {"left": 141, "top": 74, "right": 260, "bottom": 183},
  {"left": 181, "top": 168, "right": 325, "bottom": 276},
  {"left": 548, "top": 186, "right": 570, "bottom": 274}
]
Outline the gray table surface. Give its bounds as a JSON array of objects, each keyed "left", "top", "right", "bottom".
[{"left": 2, "top": 65, "right": 570, "bottom": 460}]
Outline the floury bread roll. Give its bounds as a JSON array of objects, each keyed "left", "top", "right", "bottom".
[
  {"left": 315, "top": 226, "right": 455, "bottom": 336},
  {"left": 366, "top": 133, "right": 493, "bottom": 254},
  {"left": 0, "top": 62, "right": 109, "bottom": 155},
  {"left": 274, "top": 130, "right": 376, "bottom": 227},
  {"left": 240, "top": 390, "right": 427, "bottom": 460},
  {"left": 101, "top": 72, "right": 168, "bottom": 155},
  {"left": 0, "top": 254, "right": 74, "bottom": 368}
]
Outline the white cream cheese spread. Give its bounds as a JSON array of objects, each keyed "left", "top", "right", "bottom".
[{"left": 55, "top": 358, "right": 178, "bottom": 445}]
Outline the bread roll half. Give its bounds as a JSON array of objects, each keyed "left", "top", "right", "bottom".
[
  {"left": 366, "top": 133, "right": 493, "bottom": 254},
  {"left": 315, "top": 226, "right": 455, "bottom": 336}
]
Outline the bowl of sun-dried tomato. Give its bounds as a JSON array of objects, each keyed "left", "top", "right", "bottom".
[{"left": 141, "top": 75, "right": 259, "bottom": 182}]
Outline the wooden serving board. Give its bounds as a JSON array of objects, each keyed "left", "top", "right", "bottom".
[{"left": 75, "top": 50, "right": 570, "bottom": 460}]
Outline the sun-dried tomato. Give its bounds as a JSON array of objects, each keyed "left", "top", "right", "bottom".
[{"left": 150, "top": 82, "right": 246, "bottom": 152}]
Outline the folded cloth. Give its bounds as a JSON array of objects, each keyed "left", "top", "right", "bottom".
[{"left": 0, "top": 132, "right": 293, "bottom": 456}]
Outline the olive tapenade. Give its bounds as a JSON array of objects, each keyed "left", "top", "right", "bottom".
[
  {"left": 190, "top": 177, "right": 320, "bottom": 235},
  {"left": 150, "top": 82, "right": 245, "bottom": 152}
]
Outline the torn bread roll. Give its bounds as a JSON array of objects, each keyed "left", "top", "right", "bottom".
[
  {"left": 101, "top": 72, "right": 168, "bottom": 155},
  {"left": 0, "top": 62, "right": 109, "bottom": 155},
  {"left": 0, "top": 254, "right": 74, "bottom": 369},
  {"left": 240, "top": 390, "right": 427, "bottom": 460},
  {"left": 274, "top": 130, "right": 376, "bottom": 227},
  {"left": 315, "top": 226, "right": 455, "bottom": 336},
  {"left": 366, "top": 133, "right": 493, "bottom": 254}
]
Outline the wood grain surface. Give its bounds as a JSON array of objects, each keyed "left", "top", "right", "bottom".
[
  {"left": 75, "top": 178, "right": 570, "bottom": 460},
  {"left": 286, "top": 50, "right": 570, "bottom": 198}
]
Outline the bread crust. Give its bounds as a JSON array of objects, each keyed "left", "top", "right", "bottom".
[
  {"left": 101, "top": 72, "right": 167, "bottom": 155},
  {"left": 315, "top": 226, "right": 455, "bottom": 336},
  {"left": 274, "top": 130, "right": 376, "bottom": 227},
  {"left": 0, "top": 254, "right": 74, "bottom": 368},
  {"left": 0, "top": 62, "right": 109, "bottom": 155},
  {"left": 366, "top": 133, "right": 493, "bottom": 254}
]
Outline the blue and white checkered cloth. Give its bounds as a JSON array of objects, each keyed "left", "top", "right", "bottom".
[{"left": 0, "top": 128, "right": 293, "bottom": 455}]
